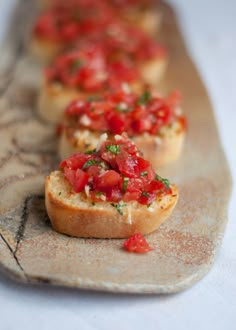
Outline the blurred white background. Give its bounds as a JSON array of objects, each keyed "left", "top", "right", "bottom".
[{"left": 0, "top": 1, "right": 235, "bottom": 329}]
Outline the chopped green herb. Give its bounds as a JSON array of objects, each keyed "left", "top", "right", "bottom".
[
  {"left": 71, "top": 59, "right": 82, "bottom": 71},
  {"left": 85, "top": 149, "right": 96, "bottom": 154},
  {"left": 87, "top": 95, "right": 101, "bottom": 102},
  {"left": 156, "top": 174, "right": 170, "bottom": 189},
  {"left": 82, "top": 159, "right": 99, "bottom": 169},
  {"left": 122, "top": 177, "right": 129, "bottom": 192},
  {"left": 141, "top": 191, "right": 150, "bottom": 198},
  {"left": 111, "top": 202, "right": 127, "bottom": 215},
  {"left": 105, "top": 144, "right": 120, "bottom": 155},
  {"left": 140, "top": 171, "right": 148, "bottom": 176},
  {"left": 58, "top": 192, "right": 62, "bottom": 196},
  {"left": 95, "top": 192, "right": 103, "bottom": 197},
  {"left": 137, "top": 91, "right": 151, "bottom": 105}
]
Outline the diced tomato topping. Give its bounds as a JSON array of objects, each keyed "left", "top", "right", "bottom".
[
  {"left": 116, "top": 153, "right": 139, "bottom": 178},
  {"left": 138, "top": 192, "right": 156, "bottom": 205},
  {"left": 86, "top": 165, "right": 102, "bottom": 177},
  {"left": 34, "top": 3, "right": 167, "bottom": 67},
  {"left": 64, "top": 89, "right": 185, "bottom": 137},
  {"left": 44, "top": 44, "right": 139, "bottom": 92},
  {"left": 60, "top": 22, "right": 79, "bottom": 42},
  {"left": 60, "top": 153, "right": 89, "bottom": 170},
  {"left": 106, "top": 187, "right": 123, "bottom": 202},
  {"left": 123, "top": 233, "right": 153, "bottom": 253},
  {"left": 126, "top": 177, "right": 143, "bottom": 192},
  {"left": 108, "top": 61, "right": 140, "bottom": 87},
  {"left": 64, "top": 167, "right": 89, "bottom": 192},
  {"left": 123, "top": 191, "right": 141, "bottom": 202},
  {"left": 60, "top": 134, "right": 172, "bottom": 205},
  {"left": 33, "top": 1, "right": 116, "bottom": 43},
  {"left": 105, "top": 112, "right": 126, "bottom": 134},
  {"left": 95, "top": 170, "right": 122, "bottom": 190},
  {"left": 136, "top": 157, "right": 150, "bottom": 171},
  {"left": 146, "top": 180, "right": 166, "bottom": 193}
]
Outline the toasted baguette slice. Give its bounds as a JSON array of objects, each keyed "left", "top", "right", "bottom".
[
  {"left": 37, "top": 80, "right": 143, "bottom": 124},
  {"left": 29, "top": 37, "right": 64, "bottom": 63},
  {"left": 124, "top": 9, "right": 162, "bottom": 36},
  {"left": 59, "top": 123, "right": 185, "bottom": 168},
  {"left": 140, "top": 55, "right": 167, "bottom": 86},
  {"left": 38, "top": 81, "right": 87, "bottom": 123},
  {"left": 46, "top": 171, "right": 178, "bottom": 238}
]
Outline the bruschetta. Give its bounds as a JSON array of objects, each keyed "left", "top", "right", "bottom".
[
  {"left": 31, "top": 3, "right": 168, "bottom": 83},
  {"left": 36, "top": 0, "right": 161, "bottom": 36},
  {"left": 31, "top": 0, "right": 117, "bottom": 62},
  {"left": 46, "top": 134, "right": 178, "bottom": 238},
  {"left": 38, "top": 45, "right": 143, "bottom": 123},
  {"left": 91, "top": 23, "right": 168, "bottom": 86},
  {"left": 59, "top": 89, "right": 186, "bottom": 168}
]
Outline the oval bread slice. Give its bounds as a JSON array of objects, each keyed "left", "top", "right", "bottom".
[{"left": 45, "top": 171, "right": 179, "bottom": 238}]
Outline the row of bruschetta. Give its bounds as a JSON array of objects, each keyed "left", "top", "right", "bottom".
[{"left": 30, "top": 0, "right": 185, "bottom": 249}]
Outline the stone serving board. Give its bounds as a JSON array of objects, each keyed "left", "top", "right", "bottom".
[{"left": 0, "top": 0, "right": 232, "bottom": 294}]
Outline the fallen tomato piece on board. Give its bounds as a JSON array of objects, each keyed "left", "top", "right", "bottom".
[{"left": 123, "top": 233, "right": 153, "bottom": 253}]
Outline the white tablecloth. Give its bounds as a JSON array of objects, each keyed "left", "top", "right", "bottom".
[{"left": 0, "top": 1, "right": 235, "bottom": 329}]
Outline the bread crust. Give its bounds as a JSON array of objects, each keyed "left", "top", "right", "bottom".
[
  {"left": 29, "top": 37, "right": 64, "bottom": 63},
  {"left": 59, "top": 124, "right": 185, "bottom": 168},
  {"left": 140, "top": 56, "right": 168, "bottom": 86},
  {"left": 37, "top": 81, "right": 87, "bottom": 123},
  {"left": 124, "top": 9, "right": 162, "bottom": 36},
  {"left": 45, "top": 171, "right": 178, "bottom": 238}
]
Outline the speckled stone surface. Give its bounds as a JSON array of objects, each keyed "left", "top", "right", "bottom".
[{"left": 0, "top": 0, "right": 232, "bottom": 294}]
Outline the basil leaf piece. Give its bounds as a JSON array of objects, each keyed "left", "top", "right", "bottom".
[
  {"left": 87, "top": 95, "right": 101, "bottom": 102},
  {"left": 137, "top": 91, "right": 151, "bottom": 105},
  {"left": 111, "top": 202, "right": 127, "bottom": 215},
  {"left": 140, "top": 171, "right": 148, "bottom": 176},
  {"left": 82, "top": 159, "right": 99, "bottom": 169},
  {"left": 156, "top": 174, "right": 170, "bottom": 189},
  {"left": 122, "top": 177, "right": 129, "bottom": 192},
  {"left": 141, "top": 191, "right": 150, "bottom": 198},
  {"left": 72, "top": 59, "right": 83, "bottom": 71},
  {"left": 85, "top": 149, "right": 96, "bottom": 154},
  {"left": 105, "top": 144, "right": 120, "bottom": 155}
]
